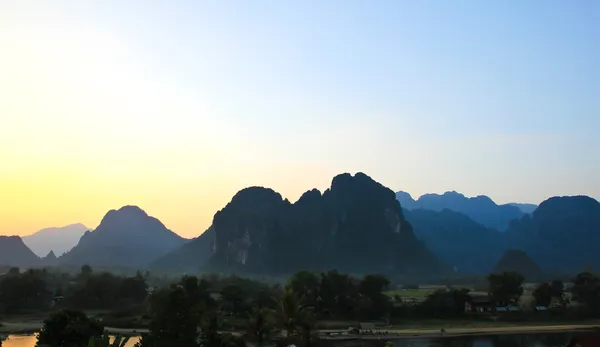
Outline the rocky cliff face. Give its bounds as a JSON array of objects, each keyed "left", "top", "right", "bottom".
[
  {"left": 0, "top": 236, "right": 41, "bottom": 267},
  {"left": 59, "top": 206, "right": 187, "bottom": 268},
  {"left": 159, "top": 172, "right": 444, "bottom": 276}
]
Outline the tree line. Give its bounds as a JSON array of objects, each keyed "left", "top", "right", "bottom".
[{"left": 1, "top": 266, "right": 599, "bottom": 347}]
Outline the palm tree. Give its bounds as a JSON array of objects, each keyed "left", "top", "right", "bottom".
[
  {"left": 246, "top": 307, "right": 274, "bottom": 347},
  {"left": 296, "top": 308, "right": 317, "bottom": 347},
  {"left": 273, "top": 288, "right": 307, "bottom": 338},
  {"left": 87, "top": 333, "right": 130, "bottom": 347}
]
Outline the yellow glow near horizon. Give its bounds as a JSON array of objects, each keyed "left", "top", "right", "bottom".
[{"left": 0, "top": 7, "right": 335, "bottom": 238}]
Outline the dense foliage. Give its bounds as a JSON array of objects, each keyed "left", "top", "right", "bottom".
[{"left": 36, "top": 309, "right": 104, "bottom": 347}]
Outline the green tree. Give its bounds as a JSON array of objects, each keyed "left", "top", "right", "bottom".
[
  {"left": 571, "top": 272, "right": 600, "bottom": 315},
  {"left": 36, "top": 309, "right": 104, "bottom": 347},
  {"left": 420, "top": 288, "right": 471, "bottom": 317},
  {"left": 80, "top": 265, "right": 93, "bottom": 279},
  {"left": 246, "top": 307, "right": 274, "bottom": 347},
  {"left": 296, "top": 308, "right": 317, "bottom": 347},
  {"left": 274, "top": 288, "right": 308, "bottom": 337},
  {"left": 87, "top": 333, "right": 129, "bottom": 347},
  {"left": 549, "top": 280, "right": 570, "bottom": 309},
  {"left": 143, "top": 284, "right": 204, "bottom": 347},
  {"left": 487, "top": 271, "right": 524, "bottom": 306},
  {"left": 287, "top": 271, "right": 320, "bottom": 307},
  {"left": 220, "top": 284, "right": 247, "bottom": 316},
  {"left": 532, "top": 282, "right": 553, "bottom": 307}
]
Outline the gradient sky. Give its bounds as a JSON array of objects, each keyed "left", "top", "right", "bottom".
[{"left": 1, "top": 1, "right": 598, "bottom": 238}]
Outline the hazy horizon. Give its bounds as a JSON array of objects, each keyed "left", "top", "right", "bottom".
[{"left": 1, "top": 1, "right": 598, "bottom": 238}]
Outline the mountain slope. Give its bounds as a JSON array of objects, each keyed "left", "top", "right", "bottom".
[
  {"left": 506, "top": 196, "right": 600, "bottom": 273},
  {"left": 492, "top": 249, "right": 543, "bottom": 280},
  {"left": 0, "top": 236, "right": 42, "bottom": 267},
  {"left": 396, "top": 191, "right": 524, "bottom": 231},
  {"left": 151, "top": 227, "right": 215, "bottom": 271},
  {"left": 23, "top": 223, "right": 89, "bottom": 257},
  {"left": 509, "top": 203, "right": 538, "bottom": 214},
  {"left": 403, "top": 208, "right": 505, "bottom": 274},
  {"left": 158, "top": 172, "right": 444, "bottom": 276},
  {"left": 58, "top": 206, "right": 187, "bottom": 268}
]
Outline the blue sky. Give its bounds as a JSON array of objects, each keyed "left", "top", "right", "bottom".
[{"left": 0, "top": 0, "right": 598, "bottom": 235}]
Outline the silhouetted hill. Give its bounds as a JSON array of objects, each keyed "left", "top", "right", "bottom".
[
  {"left": 509, "top": 203, "right": 538, "bottom": 214},
  {"left": 492, "top": 249, "right": 543, "bottom": 280},
  {"left": 23, "top": 223, "right": 89, "bottom": 257},
  {"left": 58, "top": 206, "right": 187, "bottom": 268},
  {"left": 42, "top": 250, "right": 58, "bottom": 266},
  {"left": 158, "top": 173, "right": 444, "bottom": 276},
  {"left": 506, "top": 196, "right": 600, "bottom": 273},
  {"left": 0, "top": 236, "right": 41, "bottom": 267},
  {"left": 403, "top": 208, "right": 504, "bottom": 274},
  {"left": 396, "top": 191, "right": 524, "bottom": 231}
]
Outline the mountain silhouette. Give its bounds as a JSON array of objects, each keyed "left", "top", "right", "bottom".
[
  {"left": 396, "top": 190, "right": 524, "bottom": 231},
  {"left": 157, "top": 172, "right": 444, "bottom": 276},
  {"left": 506, "top": 196, "right": 600, "bottom": 273},
  {"left": 58, "top": 206, "right": 187, "bottom": 268},
  {"left": 23, "top": 223, "right": 89, "bottom": 257},
  {"left": 403, "top": 208, "right": 504, "bottom": 274},
  {"left": 0, "top": 236, "right": 42, "bottom": 267},
  {"left": 492, "top": 249, "right": 543, "bottom": 280}
]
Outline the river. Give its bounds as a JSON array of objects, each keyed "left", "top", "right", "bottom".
[{"left": 1, "top": 331, "right": 579, "bottom": 347}]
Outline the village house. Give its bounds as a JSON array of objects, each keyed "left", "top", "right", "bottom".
[{"left": 464, "top": 291, "right": 492, "bottom": 312}]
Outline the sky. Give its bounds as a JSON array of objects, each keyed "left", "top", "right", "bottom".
[{"left": 0, "top": 1, "right": 598, "bottom": 238}]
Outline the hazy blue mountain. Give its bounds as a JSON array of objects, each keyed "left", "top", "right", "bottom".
[
  {"left": 506, "top": 196, "right": 600, "bottom": 273},
  {"left": 403, "top": 208, "right": 504, "bottom": 274},
  {"left": 0, "top": 236, "right": 42, "bottom": 267},
  {"left": 396, "top": 190, "right": 524, "bottom": 231},
  {"left": 508, "top": 203, "right": 538, "bottom": 214},
  {"left": 58, "top": 206, "right": 188, "bottom": 268},
  {"left": 23, "top": 223, "right": 89, "bottom": 257},
  {"left": 492, "top": 249, "right": 544, "bottom": 280},
  {"left": 158, "top": 173, "right": 444, "bottom": 276}
]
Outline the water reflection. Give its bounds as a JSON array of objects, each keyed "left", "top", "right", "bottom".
[
  {"left": 2, "top": 334, "right": 140, "bottom": 347},
  {"left": 0, "top": 332, "right": 576, "bottom": 347}
]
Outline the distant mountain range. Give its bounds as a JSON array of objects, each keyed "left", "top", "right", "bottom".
[
  {"left": 396, "top": 190, "right": 536, "bottom": 231},
  {"left": 23, "top": 223, "right": 89, "bottom": 257},
  {"left": 0, "top": 174, "right": 598, "bottom": 278}
]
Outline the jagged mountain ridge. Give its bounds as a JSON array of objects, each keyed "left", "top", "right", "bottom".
[
  {"left": 23, "top": 223, "right": 89, "bottom": 257},
  {"left": 156, "top": 172, "right": 444, "bottom": 276},
  {"left": 0, "top": 236, "right": 42, "bottom": 267},
  {"left": 59, "top": 206, "right": 188, "bottom": 268},
  {"left": 396, "top": 190, "right": 530, "bottom": 231}
]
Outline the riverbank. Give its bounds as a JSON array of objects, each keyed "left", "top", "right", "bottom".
[
  {"left": 320, "top": 324, "right": 600, "bottom": 340},
  {"left": 2, "top": 319, "right": 599, "bottom": 339},
  {"left": 0, "top": 321, "right": 149, "bottom": 335}
]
